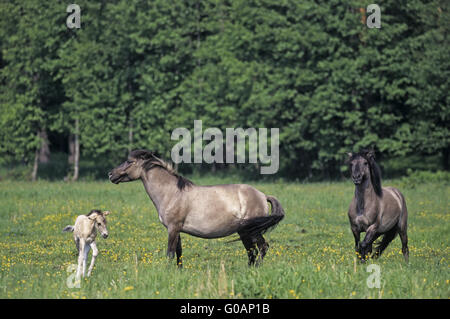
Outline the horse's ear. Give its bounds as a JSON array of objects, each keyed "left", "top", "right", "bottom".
[
  {"left": 345, "top": 152, "right": 353, "bottom": 163},
  {"left": 103, "top": 210, "right": 111, "bottom": 216},
  {"left": 141, "top": 151, "right": 154, "bottom": 160},
  {"left": 367, "top": 150, "right": 375, "bottom": 160},
  {"left": 131, "top": 149, "right": 154, "bottom": 160},
  {"left": 141, "top": 151, "right": 156, "bottom": 170},
  {"left": 361, "top": 148, "right": 375, "bottom": 161},
  {"left": 152, "top": 151, "right": 160, "bottom": 158}
]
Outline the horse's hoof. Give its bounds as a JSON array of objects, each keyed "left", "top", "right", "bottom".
[{"left": 167, "top": 251, "right": 175, "bottom": 259}]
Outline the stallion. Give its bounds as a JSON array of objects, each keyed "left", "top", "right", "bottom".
[{"left": 347, "top": 150, "right": 409, "bottom": 262}]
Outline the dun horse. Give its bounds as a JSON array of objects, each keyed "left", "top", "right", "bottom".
[
  {"left": 347, "top": 150, "right": 409, "bottom": 262},
  {"left": 109, "top": 149, "right": 284, "bottom": 267},
  {"left": 63, "top": 209, "right": 110, "bottom": 278}
]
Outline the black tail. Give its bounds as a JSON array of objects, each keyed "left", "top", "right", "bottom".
[
  {"left": 62, "top": 225, "right": 74, "bottom": 233},
  {"left": 238, "top": 196, "right": 285, "bottom": 239}
]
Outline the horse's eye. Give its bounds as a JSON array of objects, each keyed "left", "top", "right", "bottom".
[{"left": 364, "top": 162, "right": 368, "bottom": 166}]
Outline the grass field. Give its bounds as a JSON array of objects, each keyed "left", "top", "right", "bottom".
[{"left": 0, "top": 177, "right": 448, "bottom": 299}]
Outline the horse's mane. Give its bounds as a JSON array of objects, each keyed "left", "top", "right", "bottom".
[
  {"left": 130, "top": 149, "right": 193, "bottom": 191},
  {"left": 349, "top": 150, "right": 383, "bottom": 197},
  {"left": 86, "top": 209, "right": 102, "bottom": 216}
]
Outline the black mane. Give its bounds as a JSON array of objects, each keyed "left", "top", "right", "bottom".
[
  {"left": 130, "top": 149, "right": 193, "bottom": 191},
  {"left": 86, "top": 209, "right": 102, "bottom": 216},
  {"left": 176, "top": 175, "right": 193, "bottom": 190}
]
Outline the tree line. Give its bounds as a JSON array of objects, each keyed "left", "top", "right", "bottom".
[{"left": 0, "top": 0, "right": 448, "bottom": 180}]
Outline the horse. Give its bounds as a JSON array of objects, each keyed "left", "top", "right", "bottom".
[
  {"left": 108, "top": 149, "right": 285, "bottom": 267},
  {"left": 63, "top": 209, "right": 110, "bottom": 279},
  {"left": 347, "top": 150, "right": 409, "bottom": 262}
]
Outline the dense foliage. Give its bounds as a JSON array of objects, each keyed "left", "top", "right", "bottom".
[{"left": 0, "top": 0, "right": 448, "bottom": 179}]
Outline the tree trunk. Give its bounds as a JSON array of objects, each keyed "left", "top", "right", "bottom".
[
  {"left": 68, "top": 134, "right": 75, "bottom": 164},
  {"left": 38, "top": 130, "right": 50, "bottom": 163},
  {"left": 31, "top": 147, "right": 39, "bottom": 181},
  {"left": 72, "top": 119, "right": 80, "bottom": 181},
  {"left": 32, "top": 130, "right": 47, "bottom": 181}
]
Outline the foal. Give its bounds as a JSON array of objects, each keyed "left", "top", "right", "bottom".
[
  {"left": 347, "top": 150, "right": 409, "bottom": 262},
  {"left": 63, "top": 210, "right": 110, "bottom": 279}
]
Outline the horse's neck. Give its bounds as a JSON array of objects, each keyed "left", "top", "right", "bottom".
[
  {"left": 88, "top": 223, "right": 97, "bottom": 239},
  {"left": 81, "top": 217, "right": 96, "bottom": 239},
  {"left": 355, "top": 179, "right": 377, "bottom": 216},
  {"left": 141, "top": 167, "right": 179, "bottom": 213}
]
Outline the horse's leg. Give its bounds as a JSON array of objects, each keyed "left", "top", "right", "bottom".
[
  {"left": 255, "top": 234, "right": 269, "bottom": 266},
  {"left": 82, "top": 243, "right": 91, "bottom": 277},
  {"left": 167, "top": 225, "right": 181, "bottom": 263},
  {"left": 366, "top": 233, "right": 381, "bottom": 256},
  {"left": 351, "top": 225, "right": 360, "bottom": 253},
  {"left": 361, "top": 235, "right": 381, "bottom": 260},
  {"left": 373, "top": 228, "right": 397, "bottom": 259},
  {"left": 359, "top": 225, "right": 379, "bottom": 262},
  {"left": 176, "top": 234, "right": 183, "bottom": 268},
  {"left": 245, "top": 239, "right": 258, "bottom": 266},
  {"left": 76, "top": 239, "right": 85, "bottom": 279},
  {"left": 398, "top": 227, "right": 409, "bottom": 262},
  {"left": 74, "top": 236, "right": 80, "bottom": 254},
  {"left": 239, "top": 232, "right": 257, "bottom": 266},
  {"left": 87, "top": 241, "right": 98, "bottom": 277},
  {"left": 398, "top": 201, "right": 409, "bottom": 263}
]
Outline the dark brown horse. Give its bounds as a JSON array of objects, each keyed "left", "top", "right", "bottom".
[
  {"left": 109, "top": 149, "right": 285, "bottom": 267},
  {"left": 347, "top": 150, "right": 409, "bottom": 262}
]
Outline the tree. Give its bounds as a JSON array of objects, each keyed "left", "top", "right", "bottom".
[{"left": 0, "top": 0, "right": 67, "bottom": 180}]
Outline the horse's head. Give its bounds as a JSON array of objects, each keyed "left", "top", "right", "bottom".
[
  {"left": 88, "top": 210, "right": 110, "bottom": 239},
  {"left": 346, "top": 150, "right": 375, "bottom": 185},
  {"left": 109, "top": 149, "right": 155, "bottom": 184}
]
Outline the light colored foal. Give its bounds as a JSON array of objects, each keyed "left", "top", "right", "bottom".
[{"left": 63, "top": 210, "right": 110, "bottom": 279}]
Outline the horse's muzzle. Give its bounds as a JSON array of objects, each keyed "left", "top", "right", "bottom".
[{"left": 108, "top": 172, "right": 120, "bottom": 184}]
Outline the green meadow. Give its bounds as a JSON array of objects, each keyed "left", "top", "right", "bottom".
[{"left": 0, "top": 178, "right": 448, "bottom": 298}]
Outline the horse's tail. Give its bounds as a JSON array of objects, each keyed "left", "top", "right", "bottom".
[
  {"left": 237, "top": 195, "right": 285, "bottom": 239},
  {"left": 62, "top": 225, "right": 74, "bottom": 233}
]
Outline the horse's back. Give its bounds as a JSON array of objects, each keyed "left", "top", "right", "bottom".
[
  {"left": 180, "top": 183, "right": 269, "bottom": 238},
  {"left": 191, "top": 183, "right": 267, "bottom": 212}
]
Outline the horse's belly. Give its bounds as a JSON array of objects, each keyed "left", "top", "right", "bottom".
[
  {"left": 181, "top": 213, "right": 241, "bottom": 239},
  {"left": 378, "top": 215, "right": 399, "bottom": 233},
  {"left": 181, "top": 225, "right": 239, "bottom": 239}
]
